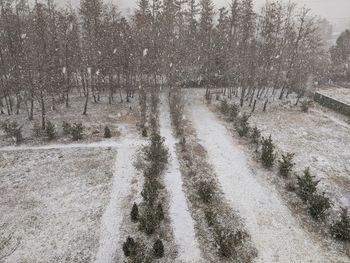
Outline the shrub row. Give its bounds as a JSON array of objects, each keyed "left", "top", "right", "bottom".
[
  {"left": 218, "top": 97, "right": 350, "bottom": 241},
  {"left": 123, "top": 93, "right": 167, "bottom": 262},
  {"left": 171, "top": 93, "right": 255, "bottom": 260}
]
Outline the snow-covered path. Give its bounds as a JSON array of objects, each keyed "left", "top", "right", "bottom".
[
  {"left": 189, "top": 100, "right": 347, "bottom": 263},
  {"left": 94, "top": 137, "right": 141, "bottom": 263},
  {"left": 0, "top": 141, "right": 122, "bottom": 152},
  {"left": 159, "top": 96, "right": 202, "bottom": 262}
]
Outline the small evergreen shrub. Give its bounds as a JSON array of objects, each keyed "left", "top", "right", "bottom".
[
  {"left": 307, "top": 192, "right": 332, "bottom": 220},
  {"left": 104, "top": 126, "right": 111, "bottom": 138},
  {"left": 131, "top": 203, "right": 139, "bottom": 222},
  {"left": 296, "top": 168, "right": 319, "bottom": 202},
  {"left": 237, "top": 113, "right": 250, "bottom": 137},
  {"left": 123, "top": 236, "right": 137, "bottom": 257},
  {"left": 204, "top": 209, "right": 216, "bottom": 227},
  {"left": 278, "top": 153, "right": 295, "bottom": 177},
  {"left": 46, "top": 121, "right": 57, "bottom": 140},
  {"left": 220, "top": 99, "right": 230, "bottom": 115},
  {"left": 139, "top": 207, "right": 159, "bottom": 235},
  {"left": 250, "top": 126, "right": 261, "bottom": 144},
  {"left": 142, "top": 128, "right": 148, "bottom": 137},
  {"left": 156, "top": 203, "right": 164, "bottom": 222},
  {"left": 197, "top": 181, "right": 214, "bottom": 204},
  {"left": 141, "top": 178, "right": 161, "bottom": 205},
  {"left": 331, "top": 208, "right": 350, "bottom": 241},
  {"left": 229, "top": 103, "right": 239, "bottom": 121},
  {"left": 71, "top": 123, "right": 84, "bottom": 141},
  {"left": 1, "top": 120, "right": 22, "bottom": 143},
  {"left": 33, "top": 122, "right": 43, "bottom": 137},
  {"left": 62, "top": 121, "right": 72, "bottom": 135},
  {"left": 301, "top": 100, "right": 311, "bottom": 113},
  {"left": 153, "top": 239, "right": 164, "bottom": 258},
  {"left": 214, "top": 226, "right": 244, "bottom": 258},
  {"left": 261, "top": 135, "right": 276, "bottom": 168},
  {"left": 144, "top": 133, "right": 168, "bottom": 169}
]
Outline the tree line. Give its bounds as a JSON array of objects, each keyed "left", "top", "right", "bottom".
[{"left": 0, "top": 0, "right": 345, "bottom": 129}]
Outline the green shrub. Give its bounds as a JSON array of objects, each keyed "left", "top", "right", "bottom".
[
  {"left": 142, "top": 128, "right": 148, "bottom": 137},
  {"left": 250, "top": 126, "right": 261, "bottom": 144},
  {"left": 237, "top": 113, "right": 250, "bottom": 137},
  {"left": 156, "top": 203, "right": 164, "bottom": 222},
  {"left": 331, "top": 208, "right": 350, "bottom": 241},
  {"left": 104, "top": 126, "right": 112, "bottom": 138},
  {"left": 204, "top": 209, "right": 216, "bottom": 227},
  {"left": 153, "top": 239, "right": 164, "bottom": 258},
  {"left": 261, "top": 135, "right": 276, "bottom": 168},
  {"left": 296, "top": 168, "right": 319, "bottom": 202},
  {"left": 220, "top": 99, "right": 230, "bottom": 115},
  {"left": 1, "top": 120, "right": 22, "bottom": 143},
  {"left": 307, "top": 192, "right": 332, "bottom": 220},
  {"left": 131, "top": 203, "right": 139, "bottom": 222},
  {"left": 197, "top": 181, "right": 214, "bottom": 204},
  {"left": 229, "top": 103, "right": 239, "bottom": 121},
  {"left": 139, "top": 207, "right": 159, "bottom": 235},
  {"left": 301, "top": 100, "right": 311, "bottom": 113},
  {"left": 123, "top": 236, "right": 137, "bottom": 257},
  {"left": 141, "top": 178, "right": 161, "bottom": 205},
  {"left": 62, "top": 121, "right": 72, "bottom": 135},
  {"left": 144, "top": 133, "right": 168, "bottom": 169},
  {"left": 278, "top": 153, "right": 295, "bottom": 177},
  {"left": 46, "top": 121, "right": 57, "bottom": 140},
  {"left": 71, "top": 123, "right": 84, "bottom": 141},
  {"left": 214, "top": 226, "right": 245, "bottom": 258}
]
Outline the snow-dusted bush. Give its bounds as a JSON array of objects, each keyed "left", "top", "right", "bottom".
[
  {"left": 70, "top": 123, "right": 84, "bottom": 141},
  {"left": 104, "top": 126, "right": 112, "bottom": 138},
  {"left": 141, "top": 178, "right": 161, "bottom": 205},
  {"left": 156, "top": 203, "right": 164, "bottom": 222},
  {"left": 296, "top": 168, "right": 319, "bottom": 202},
  {"left": 229, "top": 103, "right": 239, "bottom": 121},
  {"left": 250, "top": 126, "right": 261, "bottom": 144},
  {"left": 1, "top": 120, "right": 22, "bottom": 143},
  {"left": 46, "top": 121, "right": 57, "bottom": 140},
  {"left": 220, "top": 99, "right": 230, "bottom": 115},
  {"left": 131, "top": 203, "right": 139, "bottom": 222},
  {"left": 331, "top": 208, "right": 350, "bottom": 241},
  {"left": 197, "top": 181, "right": 214, "bottom": 204},
  {"left": 144, "top": 133, "right": 169, "bottom": 170},
  {"left": 237, "top": 113, "right": 250, "bottom": 137},
  {"left": 307, "top": 192, "right": 332, "bottom": 220},
  {"left": 278, "top": 153, "right": 295, "bottom": 177},
  {"left": 139, "top": 206, "right": 160, "bottom": 235},
  {"left": 261, "top": 135, "right": 276, "bottom": 168},
  {"left": 204, "top": 209, "right": 216, "bottom": 227},
  {"left": 33, "top": 122, "right": 43, "bottom": 137},
  {"left": 62, "top": 121, "right": 72, "bottom": 135},
  {"left": 301, "top": 100, "right": 312, "bottom": 113},
  {"left": 153, "top": 239, "right": 164, "bottom": 258},
  {"left": 123, "top": 236, "right": 137, "bottom": 257},
  {"left": 142, "top": 127, "right": 148, "bottom": 137},
  {"left": 214, "top": 226, "right": 246, "bottom": 258}
]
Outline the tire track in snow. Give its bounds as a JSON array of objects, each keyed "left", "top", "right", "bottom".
[
  {"left": 94, "top": 137, "right": 141, "bottom": 263},
  {"left": 189, "top": 100, "right": 347, "bottom": 263},
  {"left": 159, "top": 96, "right": 202, "bottom": 262}
]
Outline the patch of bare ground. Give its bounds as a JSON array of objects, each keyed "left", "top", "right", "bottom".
[
  {"left": 170, "top": 97, "right": 256, "bottom": 262},
  {"left": 0, "top": 147, "right": 115, "bottom": 262}
]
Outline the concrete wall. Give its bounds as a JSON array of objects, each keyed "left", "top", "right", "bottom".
[{"left": 314, "top": 92, "right": 350, "bottom": 116}]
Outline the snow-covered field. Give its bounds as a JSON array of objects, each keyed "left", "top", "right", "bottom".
[{"left": 0, "top": 147, "right": 115, "bottom": 262}]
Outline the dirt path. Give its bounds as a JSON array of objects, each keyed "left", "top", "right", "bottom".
[
  {"left": 94, "top": 137, "right": 142, "bottom": 263},
  {"left": 159, "top": 96, "right": 203, "bottom": 262},
  {"left": 189, "top": 99, "right": 348, "bottom": 263}
]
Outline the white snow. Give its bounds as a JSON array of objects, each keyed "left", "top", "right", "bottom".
[
  {"left": 94, "top": 137, "right": 141, "bottom": 263},
  {"left": 189, "top": 99, "right": 347, "bottom": 263},
  {"left": 159, "top": 96, "right": 202, "bottom": 263}
]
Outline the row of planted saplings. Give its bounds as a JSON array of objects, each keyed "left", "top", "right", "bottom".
[
  {"left": 0, "top": 119, "right": 113, "bottom": 143},
  {"left": 219, "top": 99, "right": 350, "bottom": 242},
  {"left": 123, "top": 132, "right": 169, "bottom": 262},
  {"left": 169, "top": 92, "right": 254, "bottom": 260}
]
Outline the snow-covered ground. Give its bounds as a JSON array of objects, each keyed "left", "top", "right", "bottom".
[
  {"left": 159, "top": 95, "right": 203, "bottom": 262},
  {"left": 188, "top": 96, "right": 348, "bottom": 262},
  {"left": 0, "top": 147, "right": 115, "bottom": 262},
  {"left": 94, "top": 137, "right": 142, "bottom": 263}
]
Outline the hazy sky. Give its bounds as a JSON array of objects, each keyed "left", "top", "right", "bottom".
[{"left": 60, "top": 0, "right": 350, "bottom": 33}]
